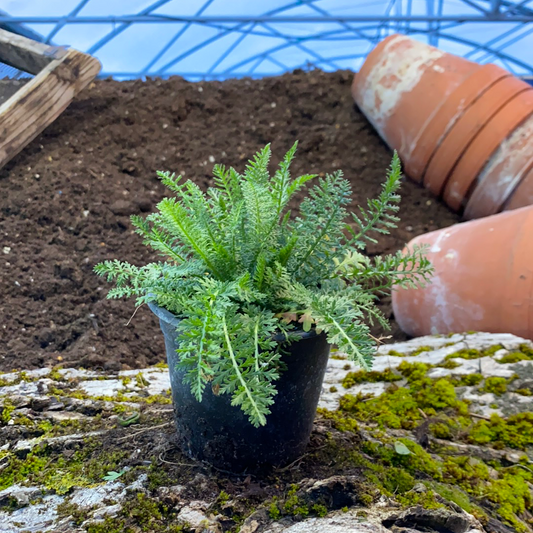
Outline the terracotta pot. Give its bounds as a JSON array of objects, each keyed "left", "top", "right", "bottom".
[
  {"left": 503, "top": 162, "right": 533, "bottom": 211},
  {"left": 443, "top": 87, "right": 533, "bottom": 212},
  {"left": 352, "top": 34, "right": 478, "bottom": 181},
  {"left": 424, "top": 75, "right": 531, "bottom": 198},
  {"left": 391, "top": 206, "right": 533, "bottom": 339},
  {"left": 464, "top": 113, "right": 533, "bottom": 219},
  {"left": 405, "top": 64, "right": 510, "bottom": 182}
]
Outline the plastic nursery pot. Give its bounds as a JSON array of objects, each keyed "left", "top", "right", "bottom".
[
  {"left": 423, "top": 75, "right": 530, "bottom": 198},
  {"left": 442, "top": 87, "right": 533, "bottom": 212},
  {"left": 148, "top": 302, "right": 331, "bottom": 474},
  {"left": 352, "top": 33, "right": 478, "bottom": 181},
  {"left": 406, "top": 63, "right": 510, "bottom": 182},
  {"left": 464, "top": 113, "right": 533, "bottom": 219},
  {"left": 503, "top": 162, "right": 533, "bottom": 211},
  {"left": 391, "top": 206, "right": 533, "bottom": 339}
]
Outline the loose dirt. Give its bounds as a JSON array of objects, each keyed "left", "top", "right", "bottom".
[{"left": 0, "top": 69, "right": 459, "bottom": 372}]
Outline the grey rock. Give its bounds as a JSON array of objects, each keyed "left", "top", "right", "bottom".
[
  {"left": 0, "top": 485, "right": 44, "bottom": 508},
  {"left": 382, "top": 505, "right": 479, "bottom": 533}
]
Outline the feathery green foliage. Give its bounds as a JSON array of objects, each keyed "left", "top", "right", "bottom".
[{"left": 95, "top": 143, "right": 432, "bottom": 427}]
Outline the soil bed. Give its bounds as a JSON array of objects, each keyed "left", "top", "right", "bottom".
[{"left": 0, "top": 69, "right": 459, "bottom": 372}]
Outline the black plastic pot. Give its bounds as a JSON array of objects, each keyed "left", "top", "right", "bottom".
[{"left": 148, "top": 302, "right": 331, "bottom": 474}]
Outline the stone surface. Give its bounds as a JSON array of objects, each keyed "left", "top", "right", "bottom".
[
  {"left": 261, "top": 506, "right": 484, "bottom": 533},
  {"left": 2, "top": 331, "right": 533, "bottom": 532},
  {"left": 320, "top": 332, "right": 533, "bottom": 415}
]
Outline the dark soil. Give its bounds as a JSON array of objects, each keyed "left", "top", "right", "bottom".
[{"left": 0, "top": 69, "right": 459, "bottom": 372}]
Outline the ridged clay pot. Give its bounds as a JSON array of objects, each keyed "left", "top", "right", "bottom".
[
  {"left": 423, "top": 75, "right": 529, "bottom": 197},
  {"left": 405, "top": 63, "right": 510, "bottom": 182},
  {"left": 352, "top": 34, "right": 478, "bottom": 181},
  {"left": 443, "top": 87, "right": 533, "bottom": 212},
  {"left": 503, "top": 163, "right": 533, "bottom": 211},
  {"left": 464, "top": 112, "right": 533, "bottom": 219},
  {"left": 391, "top": 206, "right": 533, "bottom": 339}
]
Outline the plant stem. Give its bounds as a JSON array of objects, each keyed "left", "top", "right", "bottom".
[{"left": 222, "top": 316, "right": 265, "bottom": 426}]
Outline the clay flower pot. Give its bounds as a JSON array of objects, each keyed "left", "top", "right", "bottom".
[
  {"left": 442, "top": 87, "right": 533, "bottom": 212},
  {"left": 424, "top": 75, "right": 530, "bottom": 198},
  {"left": 392, "top": 206, "right": 533, "bottom": 339},
  {"left": 406, "top": 63, "right": 510, "bottom": 182},
  {"left": 503, "top": 163, "right": 533, "bottom": 211},
  {"left": 352, "top": 34, "right": 479, "bottom": 181},
  {"left": 464, "top": 113, "right": 533, "bottom": 219}
]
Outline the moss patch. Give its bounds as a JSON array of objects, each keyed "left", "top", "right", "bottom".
[{"left": 341, "top": 368, "right": 402, "bottom": 389}]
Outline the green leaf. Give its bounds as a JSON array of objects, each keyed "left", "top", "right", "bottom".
[
  {"left": 394, "top": 441, "right": 412, "bottom": 455},
  {"left": 103, "top": 470, "right": 126, "bottom": 481}
]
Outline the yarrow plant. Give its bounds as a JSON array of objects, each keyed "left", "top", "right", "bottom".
[{"left": 95, "top": 143, "right": 432, "bottom": 427}]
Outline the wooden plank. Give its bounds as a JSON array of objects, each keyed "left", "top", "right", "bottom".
[
  {"left": 0, "top": 48, "right": 101, "bottom": 168},
  {"left": 0, "top": 28, "right": 66, "bottom": 74}
]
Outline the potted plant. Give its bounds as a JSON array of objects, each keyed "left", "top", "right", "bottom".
[{"left": 95, "top": 143, "right": 432, "bottom": 472}]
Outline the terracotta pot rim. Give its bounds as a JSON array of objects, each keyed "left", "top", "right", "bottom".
[
  {"left": 464, "top": 126, "right": 533, "bottom": 220},
  {"left": 502, "top": 160, "right": 533, "bottom": 211},
  {"left": 405, "top": 64, "right": 509, "bottom": 182},
  {"left": 424, "top": 77, "right": 532, "bottom": 199},
  {"left": 443, "top": 88, "right": 533, "bottom": 212}
]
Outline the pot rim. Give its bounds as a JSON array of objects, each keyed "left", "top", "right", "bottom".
[{"left": 147, "top": 300, "right": 321, "bottom": 343}]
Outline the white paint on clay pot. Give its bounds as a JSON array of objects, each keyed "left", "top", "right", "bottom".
[
  {"left": 355, "top": 35, "right": 444, "bottom": 145},
  {"left": 464, "top": 112, "right": 533, "bottom": 218}
]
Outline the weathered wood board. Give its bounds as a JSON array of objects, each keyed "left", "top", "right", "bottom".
[{"left": 0, "top": 28, "right": 101, "bottom": 170}]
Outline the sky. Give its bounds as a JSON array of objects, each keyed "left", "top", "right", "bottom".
[{"left": 1, "top": 0, "right": 532, "bottom": 80}]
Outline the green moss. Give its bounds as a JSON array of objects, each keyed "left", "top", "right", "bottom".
[
  {"left": 387, "top": 350, "right": 405, "bottom": 357},
  {"left": 442, "top": 456, "right": 489, "bottom": 495},
  {"left": 397, "top": 361, "right": 431, "bottom": 382},
  {"left": 217, "top": 490, "right": 230, "bottom": 505},
  {"left": 0, "top": 438, "right": 128, "bottom": 493},
  {"left": 0, "top": 398, "right": 15, "bottom": 424},
  {"left": 362, "top": 439, "right": 442, "bottom": 481},
  {"left": 426, "top": 481, "right": 472, "bottom": 512},
  {"left": 56, "top": 501, "right": 87, "bottom": 526},
  {"left": 519, "top": 344, "right": 533, "bottom": 358},
  {"left": 283, "top": 485, "right": 309, "bottom": 518},
  {"left": 430, "top": 422, "right": 453, "bottom": 439},
  {"left": 268, "top": 499, "right": 281, "bottom": 520},
  {"left": 380, "top": 467, "right": 415, "bottom": 494},
  {"left": 437, "top": 360, "right": 461, "bottom": 369},
  {"left": 37, "top": 420, "right": 54, "bottom": 433},
  {"left": 409, "top": 346, "right": 432, "bottom": 357},
  {"left": 311, "top": 504, "right": 328, "bottom": 517},
  {"left": 338, "top": 368, "right": 462, "bottom": 431},
  {"left": 446, "top": 345, "right": 504, "bottom": 361},
  {"left": 396, "top": 488, "right": 444, "bottom": 510},
  {"left": 486, "top": 471, "right": 532, "bottom": 532},
  {"left": 85, "top": 492, "right": 184, "bottom": 533},
  {"left": 48, "top": 367, "right": 64, "bottom": 381},
  {"left": 341, "top": 368, "right": 402, "bottom": 389},
  {"left": 481, "top": 377, "right": 508, "bottom": 396},
  {"left": 153, "top": 362, "right": 168, "bottom": 368},
  {"left": 331, "top": 353, "right": 346, "bottom": 360},
  {"left": 135, "top": 373, "right": 149, "bottom": 388},
  {"left": 329, "top": 386, "right": 338, "bottom": 393},
  {"left": 515, "top": 388, "right": 532, "bottom": 396},
  {"left": 454, "top": 373, "right": 483, "bottom": 387},
  {"left": 469, "top": 412, "right": 533, "bottom": 450},
  {"left": 497, "top": 352, "right": 530, "bottom": 364},
  {"left": 318, "top": 407, "right": 359, "bottom": 432}
]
